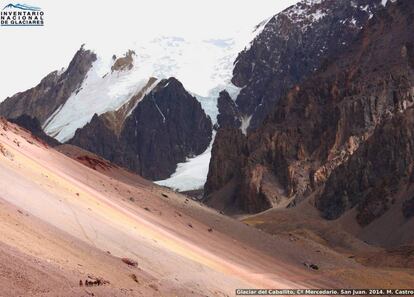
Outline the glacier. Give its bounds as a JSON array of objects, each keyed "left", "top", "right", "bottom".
[{"left": 43, "top": 27, "right": 263, "bottom": 191}]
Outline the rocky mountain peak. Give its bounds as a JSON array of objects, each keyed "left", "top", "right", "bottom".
[
  {"left": 216, "top": 90, "right": 241, "bottom": 129},
  {"left": 70, "top": 76, "right": 212, "bottom": 180},
  {"left": 0, "top": 46, "right": 96, "bottom": 124},
  {"left": 231, "top": 0, "right": 385, "bottom": 131}
]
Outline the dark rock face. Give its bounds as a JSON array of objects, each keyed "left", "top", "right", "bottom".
[
  {"left": 317, "top": 107, "right": 414, "bottom": 225},
  {"left": 70, "top": 78, "right": 212, "bottom": 180},
  {"left": 8, "top": 115, "right": 60, "bottom": 147},
  {"left": 0, "top": 46, "right": 96, "bottom": 124},
  {"left": 204, "top": 128, "right": 246, "bottom": 200},
  {"left": 206, "top": 0, "right": 386, "bottom": 209},
  {"left": 119, "top": 78, "right": 212, "bottom": 179},
  {"left": 216, "top": 91, "right": 241, "bottom": 129},
  {"left": 403, "top": 197, "right": 414, "bottom": 218},
  {"left": 69, "top": 113, "right": 120, "bottom": 163},
  {"left": 232, "top": 0, "right": 384, "bottom": 130},
  {"left": 206, "top": 0, "right": 414, "bottom": 222}
]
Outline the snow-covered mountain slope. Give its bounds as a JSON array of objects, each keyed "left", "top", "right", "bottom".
[
  {"left": 36, "top": 33, "right": 262, "bottom": 190},
  {"left": 43, "top": 69, "right": 153, "bottom": 142},
  {"left": 43, "top": 34, "right": 257, "bottom": 143},
  {"left": 0, "top": 22, "right": 268, "bottom": 191}
]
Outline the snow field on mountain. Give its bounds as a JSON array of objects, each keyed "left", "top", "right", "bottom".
[{"left": 42, "top": 22, "right": 266, "bottom": 189}]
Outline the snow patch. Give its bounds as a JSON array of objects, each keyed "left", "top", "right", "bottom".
[
  {"left": 57, "top": 67, "right": 66, "bottom": 76},
  {"left": 155, "top": 132, "right": 216, "bottom": 191},
  {"left": 382, "top": 0, "right": 397, "bottom": 6},
  {"left": 225, "top": 83, "right": 242, "bottom": 101},
  {"left": 152, "top": 95, "right": 166, "bottom": 123},
  {"left": 44, "top": 55, "right": 149, "bottom": 142},
  {"left": 240, "top": 115, "right": 252, "bottom": 135},
  {"left": 44, "top": 32, "right": 255, "bottom": 142},
  {"left": 192, "top": 82, "right": 242, "bottom": 125},
  {"left": 350, "top": 17, "right": 357, "bottom": 27},
  {"left": 312, "top": 9, "right": 326, "bottom": 21}
]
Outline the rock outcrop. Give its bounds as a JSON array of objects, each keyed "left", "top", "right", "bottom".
[
  {"left": 216, "top": 91, "right": 242, "bottom": 129},
  {"left": 70, "top": 77, "right": 212, "bottom": 180},
  {"left": 0, "top": 45, "right": 96, "bottom": 124},
  {"left": 111, "top": 50, "right": 135, "bottom": 72},
  {"left": 8, "top": 115, "right": 60, "bottom": 147},
  {"left": 206, "top": 0, "right": 414, "bottom": 229},
  {"left": 204, "top": 128, "right": 247, "bottom": 212}
]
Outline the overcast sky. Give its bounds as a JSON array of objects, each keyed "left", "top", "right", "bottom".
[{"left": 0, "top": 0, "right": 298, "bottom": 101}]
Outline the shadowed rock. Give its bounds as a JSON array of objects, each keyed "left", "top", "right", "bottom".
[{"left": 70, "top": 77, "right": 212, "bottom": 180}]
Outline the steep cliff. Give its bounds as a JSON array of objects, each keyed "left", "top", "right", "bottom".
[
  {"left": 317, "top": 106, "right": 414, "bottom": 226},
  {"left": 70, "top": 78, "right": 212, "bottom": 180},
  {"left": 0, "top": 46, "right": 96, "bottom": 124},
  {"left": 206, "top": 0, "right": 414, "bottom": 227},
  {"left": 206, "top": 0, "right": 387, "bottom": 209}
]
